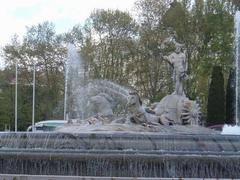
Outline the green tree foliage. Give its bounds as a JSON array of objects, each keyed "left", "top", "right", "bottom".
[
  {"left": 134, "top": 0, "right": 173, "bottom": 100},
  {"left": 207, "top": 66, "right": 225, "bottom": 126},
  {"left": 2, "top": 22, "right": 66, "bottom": 130},
  {"left": 225, "top": 68, "right": 235, "bottom": 124},
  {"left": 57, "top": 24, "right": 84, "bottom": 48},
  {"left": 163, "top": 0, "right": 190, "bottom": 41},
  {"left": 162, "top": 0, "right": 234, "bottom": 116},
  {"left": 231, "top": 0, "right": 240, "bottom": 10},
  {"left": 195, "top": 0, "right": 234, "bottom": 116},
  {"left": 85, "top": 9, "right": 138, "bottom": 84},
  {"left": 0, "top": 69, "right": 15, "bottom": 131}
]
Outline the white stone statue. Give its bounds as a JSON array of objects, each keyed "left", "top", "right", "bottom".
[
  {"left": 163, "top": 45, "right": 187, "bottom": 96},
  {"left": 151, "top": 94, "right": 200, "bottom": 125},
  {"left": 126, "top": 91, "right": 168, "bottom": 125},
  {"left": 88, "top": 93, "right": 113, "bottom": 117}
]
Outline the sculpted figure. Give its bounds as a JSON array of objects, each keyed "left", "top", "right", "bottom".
[
  {"left": 163, "top": 45, "right": 187, "bottom": 96},
  {"left": 88, "top": 93, "right": 113, "bottom": 117},
  {"left": 126, "top": 91, "right": 168, "bottom": 125},
  {"left": 148, "top": 94, "right": 201, "bottom": 126}
]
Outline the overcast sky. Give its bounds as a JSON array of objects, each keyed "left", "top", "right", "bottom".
[{"left": 0, "top": 0, "right": 136, "bottom": 67}]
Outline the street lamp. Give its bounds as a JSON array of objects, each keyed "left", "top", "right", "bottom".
[
  {"left": 32, "top": 58, "right": 36, "bottom": 132},
  {"left": 15, "top": 60, "right": 18, "bottom": 132},
  {"left": 64, "top": 57, "right": 68, "bottom": 121}
]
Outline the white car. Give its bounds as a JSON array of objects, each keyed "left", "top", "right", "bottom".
[{"left": 27, "top": 120, "right": 67, "bottom": 132}]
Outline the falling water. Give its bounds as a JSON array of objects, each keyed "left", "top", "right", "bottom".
[
  {"left": 235, "top": 11, "right": 240, "bottom": 125},
  {"left": 0, "top": 132, "right": 240, "bottom": 178},
  {"left": 63, "top": 50, "right": 69, "bottom": 120},
  {"left": 64, "top": 44, "right": 87, "bottom": 120},
  {"left": 63, "top": 45, "right": 130, "bottom": 120},
  {"left": 75, "top": 79, "right": 130, "bottom": 118}
]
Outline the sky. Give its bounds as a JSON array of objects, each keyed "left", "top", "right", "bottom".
[{"left": 0, "top": 0, "right": 136, "bottom": 67}]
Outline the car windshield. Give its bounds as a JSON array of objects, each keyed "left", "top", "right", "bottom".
[
  {"left": 41, "top": 122, "right": 65, "bottom": 127},
  {"left": 36, "top": 125, "right": 56, "bottom": 131},
  {"left": 29, "top": 121, "right": 66, "bottom": 132}
]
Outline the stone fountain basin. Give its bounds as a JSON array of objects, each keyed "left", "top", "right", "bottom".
[{"left": 0, "top": 129, "right": 239, "bottom": 178}]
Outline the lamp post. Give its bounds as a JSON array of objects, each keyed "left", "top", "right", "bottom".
[
  {"left": 15, "top": 60, "right": 18, "bottom": 132},
  {"left": 32, "top": 58, "right": 36, "bottom": 132},
  {"left": 64, "top": 58, "right": 68, "bottom": 121}
]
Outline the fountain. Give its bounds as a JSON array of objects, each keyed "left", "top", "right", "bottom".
[
  {"left": 1, "top": 27, "right": 240, "bottom": 179},
  {"left": 64, "top": 44, "right": 88, "bottom": 120},
  {"left": 221, "top": 11, "right": 240, "bottom": 135},
  {"left": 236, "top": 11, "right": 240, "bottom": 125}
]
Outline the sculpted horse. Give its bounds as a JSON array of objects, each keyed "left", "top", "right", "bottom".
[
  {"left": 126, "top": 91, "right": 166, "bottom": 125},
  {"left": 88, "top": 93, "right": 114, "bottom": 117}
]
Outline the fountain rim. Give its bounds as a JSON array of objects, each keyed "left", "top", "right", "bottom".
[
  {"left": 0, "top": 148, "right": 240, "bottom": 158},
  {"left": 0, "top": 131, "right": 237, "bottom": 138}
]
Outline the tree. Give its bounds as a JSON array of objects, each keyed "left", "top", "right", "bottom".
[
  {"left": 86, "top": 9, "right": 138, "bottom": 83},
  {"left": 162, "top": 0, "right": 190, "bottom": 41},
  {"left": 160, "top": 0, "right": 234, "bottom": 117},
  {"left": 0, "top": 69, "right": 15, "bottom": 131},
  {"left": 207, "top": 66, "right": 225, "bottom": 126},
  {"left": 225, "top": 68, "right": 235, "bottom": 124},
  {"left": 134, "top": 0, "right": 173, "bottom": 100},
  {"left": 57, "top": 24, "right": 84, "bottom": 48},
  {"left": 2, "top": 22, "right": 67, "bottom": 130}
]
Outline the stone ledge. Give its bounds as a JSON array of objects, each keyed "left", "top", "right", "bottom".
[{"left": 0, "top": 174, "right": 213, "bottom": 180}]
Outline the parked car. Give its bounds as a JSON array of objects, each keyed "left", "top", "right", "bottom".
[
  {"left": 207, "top": 124, "right": 224, "bottom": 131},
  {"left": 27, "top": 120, "right": 67, "bottom": 132}
]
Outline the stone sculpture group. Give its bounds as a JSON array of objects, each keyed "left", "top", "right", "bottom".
[{"left": 62, "top": 40, "right": 201, "bottom": 132}]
